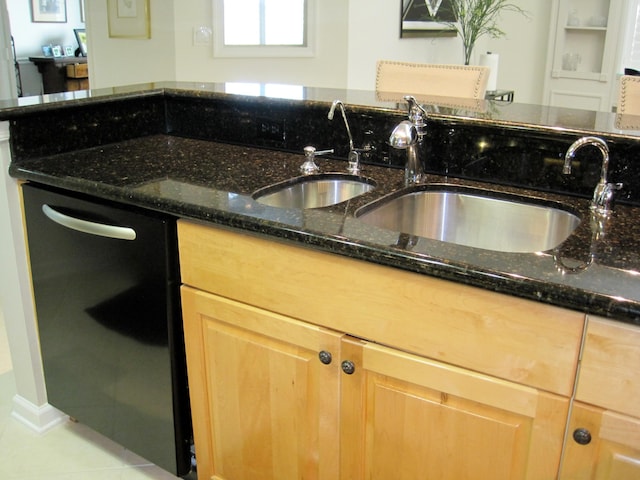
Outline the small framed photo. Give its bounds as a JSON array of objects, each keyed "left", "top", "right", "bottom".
[
  {"left": 74, "top": 28, "right": 87, "bottom": 56},
  {"left": 41, "top": 44, "right": 53, "bottom": 57},
  {"left": 107, "top": 0, "right": 150, "bottom": 38},
  {"left": 64, "top": 45, "right": 75, "bottom": 56},
  {"left": 52, "top": 45, "right": 63, "bottom": 57},
  {"left": 31, "top": 0, "right": 67, "bottom": 23}
]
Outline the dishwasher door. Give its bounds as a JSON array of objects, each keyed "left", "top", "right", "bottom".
[{"left": 22, "top": 183, "right": 192, "bottom": 476}]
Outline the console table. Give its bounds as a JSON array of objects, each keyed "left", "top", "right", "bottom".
[{"left": 29, "top": 56, "right": 89, "bottom": 94}]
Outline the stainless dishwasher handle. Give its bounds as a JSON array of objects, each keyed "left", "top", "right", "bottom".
[{"left": 42, "top": 204, "right": 137, "bottom": 240}]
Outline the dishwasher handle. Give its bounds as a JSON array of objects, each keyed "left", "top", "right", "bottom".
[{"left": 42, "top": 204, "right": 137, "bottom": 241}]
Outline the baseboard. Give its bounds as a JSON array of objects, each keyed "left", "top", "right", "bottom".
[{"left": 11, "top": 394, "right": 67, "bottom": 433}]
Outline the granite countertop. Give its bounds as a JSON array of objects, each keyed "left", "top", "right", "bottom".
[{"left": 10, "top": 134, "right": 640, "bottom": 325}]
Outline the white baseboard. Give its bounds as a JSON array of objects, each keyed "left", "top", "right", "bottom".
[{"left": 11, "top": 394, "right": 67, "bottom": 434}]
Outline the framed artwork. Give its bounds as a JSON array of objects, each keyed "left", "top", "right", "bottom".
[
  {"left": 107, "top": 0, "right": 151, "bottom": 38},
  {"left": 74, "top": 28, "right": 87, "bottom": 56},
  {"left": 31, "top": 0, "right": 67, "bottom": 23},
  {"left": 400, "top": 0, "right": 457, "bottom": 38}
]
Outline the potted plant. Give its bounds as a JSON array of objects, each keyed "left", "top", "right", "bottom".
[{"left": 445, "top": 0, "right": 528, "bottom": 65}]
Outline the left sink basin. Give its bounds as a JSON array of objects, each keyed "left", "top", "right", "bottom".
[{"left": 253, "top": 173, "right": 376, "bottom": 209}]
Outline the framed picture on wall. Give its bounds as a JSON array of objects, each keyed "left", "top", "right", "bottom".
[
  {"left": 400, "top": 0, "right": 457, "bottom": 38},
  {"left": 31, "top": 0, "right": 67, "bottom": 23},
  {"left": 107, "top": 0, "right": 151, "bottom": 39},
  {"left": 74, "top": 28, "right": 88, "bottom": 56}
]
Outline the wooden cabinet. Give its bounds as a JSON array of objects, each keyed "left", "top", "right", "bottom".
[
  {"left": 182, "top": 287, "right": 570, "bottom": 480},
  {"left": 340, "top": 338, "right": 569, "bottom": 480},
  {"left": 178, "top": 220, "right": 585, "bottom": 479},
  {"left": 28, "top": 56, "right": 89, "bottom": 94},
  {"left": 182, "top": 287, "right": 342, "bottom": 479},
  {"left": 560, "top": 317, "right": 640, "bottom": 479},
  {"left": 543, "top": 0, "right": 623, "bottom": 111}
]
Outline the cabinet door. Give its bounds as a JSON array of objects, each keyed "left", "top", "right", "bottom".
[
  {"left": 560, "top": 402, "right": 640, "bottom": 479},
  {"left": 182, "top": 286, "right": 343, "bottom": 480},
  {"left": 340, "top": 337, "right": 569, "bottom": 480}
]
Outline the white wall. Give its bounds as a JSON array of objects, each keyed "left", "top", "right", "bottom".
[
  {"left": 345, "top": 0, "right": 551, "bottom": 105},
  {"left": 483, "top": 0, "right": 552, "bottom": 105},
  {"left": 86, "top": 0, "right": 175, "bottom": 88},
  {"left": 0, "top": 0, "right": 17, "bottom": 100},
  {"left": 0, "top": 0, "right": 599, "bottom": 105},
  {"left": 6, "top": 0, "right": 85, "bottom": 96},
  {"left": 89, "top": 0, "right": 349, "bottom": 90},
  {"left": 84, "top": 0, "right": 550, "bottom": 104},
  {"left": 7, "top": 0, "right": 85, "bottom": 57}
]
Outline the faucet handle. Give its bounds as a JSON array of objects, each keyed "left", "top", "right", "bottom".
[
  {"left": 300, "top": 146, "right": 334, "bottom": 174},
  {"left": 403, "top": 95, "right": 428, "bottom": 138},
  {"left": 592, "top": 181, "right": 623, "bottom": 215}
]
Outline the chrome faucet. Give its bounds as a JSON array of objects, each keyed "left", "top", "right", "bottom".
[
  {"left": 563, "top": 136, "right": 622, "bottom": 215},
  {"left": 328, "top": 100, "right": 361, "bottom": 174},
  {"left": 389, "top": 95, "right": 428, "bottom": 184}
]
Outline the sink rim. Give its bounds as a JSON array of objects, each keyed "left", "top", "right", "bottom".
[
  {"left": 252, "top": 172, "right": 377, "bottom": 209},
  {"left": 355, "top": 183, "right": 582, "bottom": 253},
  {"left": 356, "top": 183, "right": 582, "bottom": 217}
]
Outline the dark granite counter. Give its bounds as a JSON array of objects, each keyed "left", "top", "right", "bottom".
[
  {"left": 4, "top": 83, "right": 640, "bottom": 324},
  {"left": 10, "top": 134, "right": 640, "bottom": 324}
]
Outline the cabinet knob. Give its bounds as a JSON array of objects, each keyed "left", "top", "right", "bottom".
[
  {"left": 341, "top": 360, "right": 355, "bottom": 375},
  {"left": 318, "top": 350, "right": 332, "bottom": 365},
  {"left": 573, "top": 428, "right": 592, "bottom": 445}
]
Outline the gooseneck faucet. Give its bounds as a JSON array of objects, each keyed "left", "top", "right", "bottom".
[
  {"left": 389, "top": 96, "right": 428, "bottom": 184},
  {"left": 563, "top": 136, "right": 622, "bottom": 215},
  {"left": 328, "top": 100, "right": 361, "bottom": 174}
]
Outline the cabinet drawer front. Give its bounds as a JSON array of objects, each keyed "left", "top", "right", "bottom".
[
  {"left": 178, "top": 220, "right": 584, "bottom": 395},
  {"left": 577, "top": 316, "right": 640, "bottom": 417}
]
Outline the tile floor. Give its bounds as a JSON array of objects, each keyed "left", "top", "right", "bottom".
[{"left": 0, "top": 312, "right": 184, "bottom": 479}]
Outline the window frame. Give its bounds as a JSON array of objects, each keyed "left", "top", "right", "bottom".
[{"left": 212, "top": 0, "right": 316, "bottom": 58}]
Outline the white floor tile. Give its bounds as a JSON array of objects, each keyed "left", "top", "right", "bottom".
[
  {"left": 0, "top": 310, "right": 12, "bottom": 375},
  {"left": 0, "top": 319, "right": 185, "bottom": 479}
]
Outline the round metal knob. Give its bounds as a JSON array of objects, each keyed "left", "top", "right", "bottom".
[
  {"left": 341, "top": 360, "right": 355, "bottom": 375},
  {"left": 318, "top": 350, "right": 332, "bottom": 365},
  {"left": 573, "top": 428, "right": 592, "bottom": 445}
]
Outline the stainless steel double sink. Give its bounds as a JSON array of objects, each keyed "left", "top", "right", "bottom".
[{"left": 252, "top": 174, "right": 581, "bottom": 253}]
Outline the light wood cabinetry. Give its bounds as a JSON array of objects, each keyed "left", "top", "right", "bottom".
[
  {"left": 339, "top": 337, "right": 569, "bottom": 479},
  {"left": 179, "top": 220, "right": 585, "bottom": 479},
  {"left": 181, "top": 287, "right": 343, "bottom": 479},
  {"left": 543, "top": 0, "right": 623, "bottom": 111},
  {"left": 560, "top": 316, "right": 640, "bottom": 479}
]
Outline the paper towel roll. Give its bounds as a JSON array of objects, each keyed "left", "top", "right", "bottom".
[{"left": 480, "top": 52, "right": 499, "bottom": 92}]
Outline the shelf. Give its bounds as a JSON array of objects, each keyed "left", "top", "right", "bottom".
[
  {"left": 565, "top": 26, "right": 607, "bottom": 31},
  {"left": 551, "top": 70, "right": 608, "bottom": 82}
]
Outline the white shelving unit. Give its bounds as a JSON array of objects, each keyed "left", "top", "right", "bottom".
[{"left": 543, "top": 0, "right": 623, "bottom": 111}]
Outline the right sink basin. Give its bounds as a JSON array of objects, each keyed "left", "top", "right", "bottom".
[{"left": 355, "top": 185, "right": 581, "bottom": 253}]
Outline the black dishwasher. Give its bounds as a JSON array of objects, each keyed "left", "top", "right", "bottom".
[{"left": 22, "top": 183, "right": 193, "bottom": 477}]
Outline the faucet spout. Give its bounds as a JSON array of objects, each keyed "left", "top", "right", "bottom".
[
  {"left": 563, "top": 136, "right": 622, "bottom": 214},
  {"left": 390, "top": 96, "right": 428, "bottom": 185},
  {"left": 389, "top": 120, "right": 422, "bottom": 184},
  {"left": 328, "top": 100, "right": 360, "bottom": 173}
]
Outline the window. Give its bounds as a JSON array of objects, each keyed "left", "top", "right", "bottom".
[
  {"left": 213, "top": 0, "right": 314, "bottom": 58},
  {"left": 225, "top": 82, "right": 305, "bottom": 99},
  {"left": 621, "top": 0, "right": 640, "bottom": 72}
]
